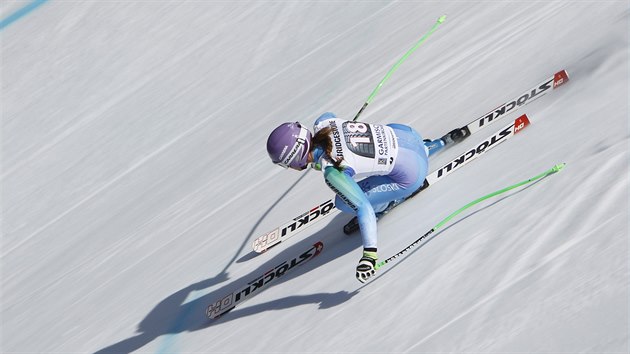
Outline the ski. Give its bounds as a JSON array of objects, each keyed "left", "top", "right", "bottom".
[
  {"left": 342, "top": 113, "right": 531, "bottom": 234},
  {"left": 442, "top": 69, "right": 568, "bottom": 144},
  {"left": 253, "top": 70, "right": 568, "bottom": 253},
  {"left": 207, "top": 241, "right": 324, "bottom": 319},
  {"left": 426, "top": 113, "right": 530, "bottom": 187},
  {"left": 253, "top": 199, "right": 335, "bottom": 253}
]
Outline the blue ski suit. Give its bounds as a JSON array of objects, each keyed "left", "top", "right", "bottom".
[{"left": 311, "top": 112, "right": 429, "bottom": 249}]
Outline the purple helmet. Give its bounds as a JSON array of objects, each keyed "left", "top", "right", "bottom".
[{"left": 266, "top": 122, "right": 312, "bottom": 170}]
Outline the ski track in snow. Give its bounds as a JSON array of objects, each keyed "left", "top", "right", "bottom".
[
  {"left": 406, "top": 152, "right": 628, "bottom": 351},
  {"left": 407, "top": 215, "right": 619, "bottom": 352},
  {"left": 2, "top": 1, "right": 628, "bottom": 353},
  {"left": 1, "top": 1, "right": 397, "bottom": 258}
]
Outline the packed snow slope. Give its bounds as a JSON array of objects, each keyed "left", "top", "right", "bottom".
[{"left": 2, "top": 1, "right": 628, "bottom": 353}]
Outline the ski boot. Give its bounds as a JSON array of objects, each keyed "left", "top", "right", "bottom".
[
  {"left": 343, "top": 217, "right": 359, "bottom": 235},
  {"left": 423, "top": 138, "right": 445, "bottom": 157},
  {"left": 440, "top": 126, "right": 470, "bottom": 146}
]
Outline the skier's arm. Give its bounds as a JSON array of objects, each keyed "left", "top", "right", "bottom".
[
  {"left": 313, "top": 112, "right": 337, "bottom": 127},
  {"left": 323, "top": 166, "right": 377, "bottom": 249}
]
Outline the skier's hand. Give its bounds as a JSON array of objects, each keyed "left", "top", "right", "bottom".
[{"left": 355, "top": 250, "right": 378, "bottom": 283}]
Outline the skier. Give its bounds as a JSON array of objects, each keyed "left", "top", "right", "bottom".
[{"left": 266, "top": 112, "right": 446, "bottom": 282}]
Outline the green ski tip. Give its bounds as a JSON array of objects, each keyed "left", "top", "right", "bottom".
[{"left": 437, "top": 15, "right": 447, "bottom": 23}]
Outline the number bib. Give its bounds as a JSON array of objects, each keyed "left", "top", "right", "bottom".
[{"left": 315, "top": 118, "right": 399, "bottom": 178}]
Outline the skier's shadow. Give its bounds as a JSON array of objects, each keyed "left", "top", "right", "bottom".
[
  {"left": 93, "top": 273, "right": 228, "bottom": 354},
  {"left": 93, "top": 219, "right": 359, "bottom": 354},
  {"left": 94, "top": 171, "right": 359, "bottom": 354},
  {"left": 94, "top": 171, "right": 552, "bottom": 353}
]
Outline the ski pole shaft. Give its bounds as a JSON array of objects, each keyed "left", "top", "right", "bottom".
[
  {"left": 375, "top": 163, "right": 566, "bottom": 270},
  {"left": 353, "top": 15, "right": 446, "bottom": 122}
]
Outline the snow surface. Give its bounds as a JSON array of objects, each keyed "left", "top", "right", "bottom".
[{"left": 2, "top": 1, "right": 629, "bottom": 353}]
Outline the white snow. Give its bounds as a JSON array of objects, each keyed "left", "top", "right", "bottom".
[{"left": 1, "top": 1, "right": 628, "bottom": 353}]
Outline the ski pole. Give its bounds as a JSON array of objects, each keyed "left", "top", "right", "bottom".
[
  {"left": 375, "top": 163, "right": 566, "bottom": 270},
  {"left": 353, "top": 15, "right": 447, "bottom": 122}
]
